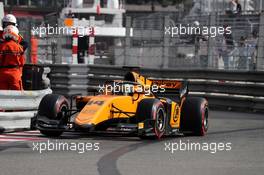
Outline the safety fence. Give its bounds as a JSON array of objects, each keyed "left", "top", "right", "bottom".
[
  {"left": 48, "top": 64, "right": 264, "bottom": 113},
  {"left": 17, "top": 10, "right": 264, "bottom": 70},
  {"left": 117, "top": 12, "right": 264, "bottom": 70}
]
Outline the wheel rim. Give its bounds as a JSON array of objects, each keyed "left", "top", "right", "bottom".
[
  {"left": 203, "top": 107, "right": 209, "bottom": 131},
  {"left": 156, "top": 108, "right": 165, "bottom": 132},
  {"left": 57, "top": 104, "right": 68, "bottom": 119}
]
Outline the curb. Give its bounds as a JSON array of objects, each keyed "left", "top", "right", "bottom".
[{"left": 0, "top": 126, "right": 31, "bottom": 134}]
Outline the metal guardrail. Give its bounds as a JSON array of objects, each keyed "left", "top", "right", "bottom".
[
  {"left": 0, "top": 111, "right": 37, "bottom": 132},
  {"left": 0, "top": 89, "right": 53, "bottom": 111},
  {"left": 0, "top": 88, "right": 52, "bottom": 132},
  {"left": 48, "top": 64, "right": 264, "bottom": 112}
]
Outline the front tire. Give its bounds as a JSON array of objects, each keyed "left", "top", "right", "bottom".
[
  {"left": 180, "top": 97, "right": 209, "bottom": 136},
  {"left": 38, "top": 94, "right": 69, "bottom": 120},
  {"left": 37, "top": 94, "right": 69, "bottom": 137}
]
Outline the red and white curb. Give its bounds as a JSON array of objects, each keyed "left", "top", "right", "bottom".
[{"left": 0, "top": 130, "right": 46, "bottom": 143}]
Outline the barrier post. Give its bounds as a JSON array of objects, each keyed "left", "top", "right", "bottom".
[
  {"left": 162, "top": 16, "right": 170, "bottom": 68},
  {"left": 208, "top": 12, "right": 216, "bottom": 68},
  {"left": 257, "top": 12, "right": 264, "bottom": 70},
  {"left": 125, "top": 16, "right": 132, "bottom": 66}
]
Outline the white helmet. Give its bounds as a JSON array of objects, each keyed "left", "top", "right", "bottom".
[
  {"left": 2, "top": 14, "right": 17, "bottom": 25},
  {"left": 193, "top": 21, "right": 200, "bottom": 26},
  {"left": 3, "top": 25, "right": 19, "bottom": 41}
]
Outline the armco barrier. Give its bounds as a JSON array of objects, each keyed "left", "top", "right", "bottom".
[
  {"left": 0, "top": 111, "right": 37, "bottom": 132},
  {"left": 0, "top": 89, "right": 52, "bottom": 111},
  {"left": 48, "top": 64, "right": 264, "bottom": 113},
  {"left": 0, "top": 88, "right": 52, "bottom": 132}
]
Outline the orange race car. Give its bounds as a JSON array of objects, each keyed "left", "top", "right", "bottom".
[{"left": 31, "top": 71, "right": 209, "bottom": 139}]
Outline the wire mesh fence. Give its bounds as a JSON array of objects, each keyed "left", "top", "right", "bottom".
[
  {"left": 17, "top": 10, "right": 264, "bottom": 71},
  {"left": 115, "top": 12, "right": 264, "bottom": 70}
]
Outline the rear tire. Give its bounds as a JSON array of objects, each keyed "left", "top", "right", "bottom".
[
  {"left": 180, "top": 97, "right": 209, "bottom": 136},
  {"left": 38, "top": 94, "right": 69, "bottom": 137},
  {"left": 137, "top": 99, "right": 166, "bottom": 139}
]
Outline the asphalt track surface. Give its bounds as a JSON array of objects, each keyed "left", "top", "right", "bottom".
[{"left": 0, "top": 110, "right": 263, "bottom": 175}]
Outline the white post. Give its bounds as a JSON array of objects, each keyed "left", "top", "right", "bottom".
[
  {"left": 72, "top": 31, "right": 78, "bottom": 64},
  {"left": 88, "top": 16, "right": 95, "bottom": 65}
]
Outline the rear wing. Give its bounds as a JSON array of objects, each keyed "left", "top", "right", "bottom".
[
  {"left": 150, "top": 79, "right": 188, "bottom": 98},
  {"left": 124, "top": 72, "right": 188, "bottom": 98},
  {"left": 150, "top": 79, "right": 183, "bottom": 89}
]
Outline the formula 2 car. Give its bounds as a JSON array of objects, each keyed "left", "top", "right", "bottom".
[{"left": 32, "top": 71, "right": 209, "bottom": 139}]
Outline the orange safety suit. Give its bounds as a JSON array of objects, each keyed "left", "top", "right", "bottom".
[
  {"left": 0, "top": 30, "right": 27, "bottom": 51},
  {"left": 0, "top": 39, "right": 25, "bottom": 90}
]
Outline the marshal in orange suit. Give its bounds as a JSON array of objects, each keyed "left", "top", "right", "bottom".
[{"left": 0, "top": 25, "right": 25, "bottom": 90}]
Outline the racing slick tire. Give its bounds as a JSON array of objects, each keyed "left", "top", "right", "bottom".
[
  {"left": 136, "top": 99, "right": 166, "bottom": 139},
  {"left": 38, "top": 94, "right": 69, "bottom": 137},
  {"left": 38, "top": 94, "right": 69, "bottom": 120},
  {"left": 180, "top": 97, "right": 209, "bottom": 136}
]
